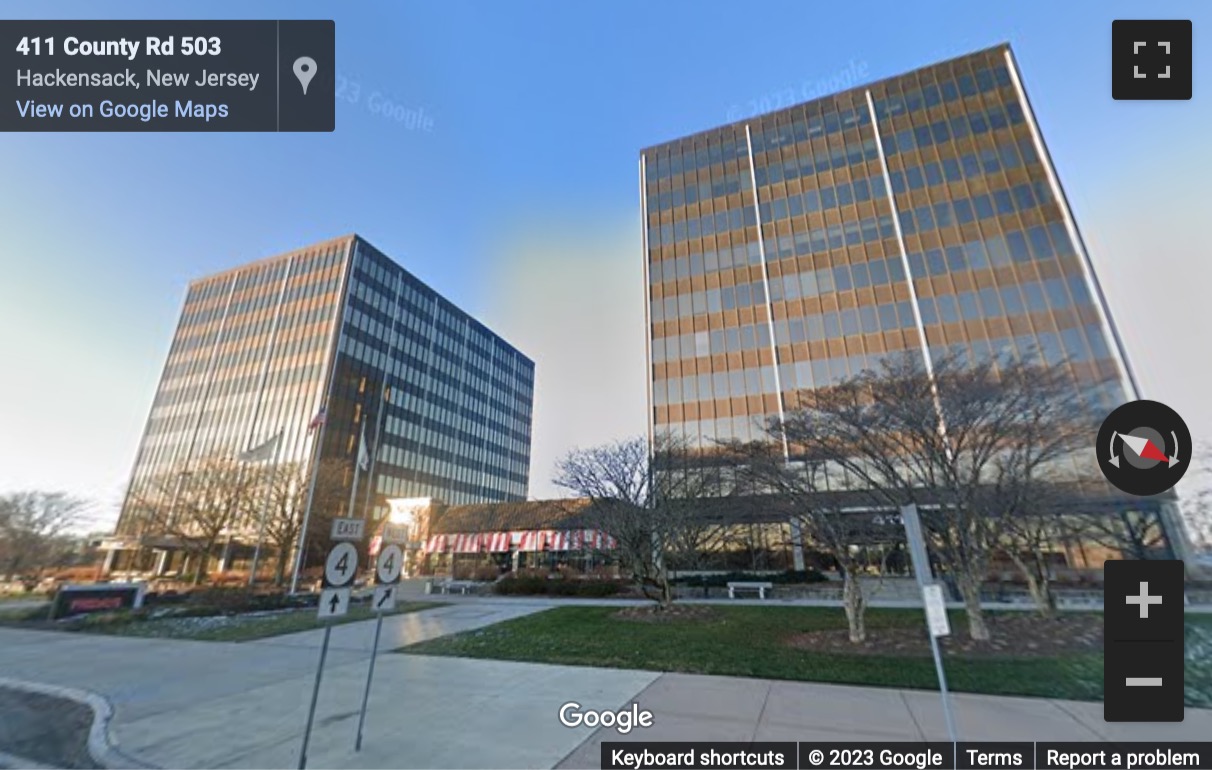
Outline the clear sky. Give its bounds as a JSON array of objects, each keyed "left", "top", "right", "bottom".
[{"left": 1, "top": 0, "right": 1209, "bottom": 530}]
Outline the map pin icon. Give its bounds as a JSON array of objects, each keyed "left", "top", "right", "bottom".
[{"left": 293, "top": 56, "right": 317, "bottom": 95}]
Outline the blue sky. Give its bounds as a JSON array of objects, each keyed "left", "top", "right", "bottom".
[{"left": 2, "top": 0, "right": 1210, "bottom": 525}]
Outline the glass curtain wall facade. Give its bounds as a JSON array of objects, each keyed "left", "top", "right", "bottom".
[
  {"left": 115, "top": 234, "right": 534, "bottom": 558},
  {"left": 641, "top": 45, "right": 1188, "bottom": 559},
  {"left": 333, "top": 238, "right": 534, "bottom": 512}
]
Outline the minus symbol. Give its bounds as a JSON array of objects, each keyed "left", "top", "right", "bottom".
[{"left": 1125, "top": 678, "right": 1163, "bottom": 686}]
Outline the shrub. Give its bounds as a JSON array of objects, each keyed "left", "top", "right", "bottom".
[
  {"left": 547, "top": 580, "right": 581, "bottom": 596},
  {"left": 50, "top": 567, "right": 100, "bottom": 583},
  {"left": 556, "top": 564, "right": 584, "bottom": 579},
  {"left": 493, "top": 575, "right": 548, "bottom": 595},
  {"left": 492, "top": 574, "right": 627, "bottom": 597},
  {"left": 209, "top": 572, "right": 250, "bottom": 588},
  {"left": 181, "top": 588, "right": 312, "bottom": 615},
  {"left": 576, "top": 581, "right": 623, "bottom": 597},
  {"left": 472, "top": 563, "right": 502, "bottom": 581}
]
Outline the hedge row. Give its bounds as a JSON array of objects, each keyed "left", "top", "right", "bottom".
[{"left": 493, "top": 577, "right": 626, "bottom": 597}]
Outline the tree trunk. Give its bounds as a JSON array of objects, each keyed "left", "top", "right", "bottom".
[
  {"left": 192, "top": 542, "right": 213, "bottom": 586},
  {"left": 1006, "top": 549, "right": 1056, "bottom": 618},
  {"left": 956, "top": 570, "right": 991, "bottom": 641},
  {"left": 841, "top": 566, "right": 867, "bottom": 643},
  {"left": 1031, "top": 551, "right": 1058, "bottom": 617},
  {"left": 274, "top": 548, "right": 289, "bottom": 586}
]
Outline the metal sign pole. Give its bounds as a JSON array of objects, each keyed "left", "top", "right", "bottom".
[
  {"left": 354, "top": 613, "right": 385, "bottom": 751},
  {"left": 298, "top": 623, "right": 333, "bottom": 770},
  {"left": 353, "top": 542, "right": 402, "bottom": 752},
  {"left": 900, "top": 504, "right": 958, "bottom": 743},
  {"left": 299, "top": 523, "right": 364, "bottom": 768}
]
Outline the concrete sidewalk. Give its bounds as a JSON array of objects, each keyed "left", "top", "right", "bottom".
[{"left": 2, "top": 599, "right": 1210, "bottom": 769}]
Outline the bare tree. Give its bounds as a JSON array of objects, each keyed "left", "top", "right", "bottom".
[
  {"left": 995, "top": 507, "right": 1076, "bottom": 617},
  {"left": 163, "top": 455, "right": 258, "bottom": 585},
  {"left": 731, "top": 440, "right": 893, "bottom": 642},
  {"left": 0, "top": 492, "right": 96, "bottom": 578},
  {"left": 1180, "top": 442, "right": 1212, "bottom": 552},
  {"left": 777, "top": 351, "right": 1092, "bottom": 640},
  {"left": 261, "top": 459, "right": 346, "bottom": 585},
  {"left": 1071, "top": 507, "right": 1167, "bottom": 561},
  {"left": 553, "top": 435, "right": 730, "bottom": 610}
]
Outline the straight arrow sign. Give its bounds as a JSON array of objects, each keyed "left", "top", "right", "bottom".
[{"left": 317, "top": 587, "right": 350, "bottom": 619}]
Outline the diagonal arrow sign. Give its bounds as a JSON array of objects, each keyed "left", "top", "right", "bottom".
[{"left": 376, "top": 587, "right": 393, "bottom": 608}]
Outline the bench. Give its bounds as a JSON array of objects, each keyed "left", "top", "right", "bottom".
[
  {"left": 727, "top": 581, "right": 773, "bottom": 599},
  {"left": 437, "top": 580, "right": 479, "bottom": 595}
]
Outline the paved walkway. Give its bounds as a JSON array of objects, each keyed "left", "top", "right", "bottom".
[{"left": 1, "top": 596, "right": 1210, "bottom": 769}]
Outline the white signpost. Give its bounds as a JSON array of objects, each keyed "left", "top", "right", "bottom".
[
  {"left": 900, "top": 504, "right": 957, "bottom": 743},
  {"left": 298, "top": 519, "right": 364, "bottom": 769},
  {"left": 355, "top": 542, "right": 404, "bottom": 751}
]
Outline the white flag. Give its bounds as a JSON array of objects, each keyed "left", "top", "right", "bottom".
[
  {"left": 357, "top": 423, "right": 370, "bottom": 472},
  {"left": 238, "top": 431, "right": 281, "bottom": 463}
]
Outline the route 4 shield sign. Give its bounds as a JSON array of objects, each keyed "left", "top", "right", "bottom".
[
  {"left": 376, "top": 544, "right": 403, "bottom": 585},
  {"left": 372, "top": 584, "right": 397, "bottom": 612},
  {"left": 317, "top": 587, "right": 351, "bottom": 619},
  {"left": 324, "top": 542, "right": 358, "bottom": 588}
]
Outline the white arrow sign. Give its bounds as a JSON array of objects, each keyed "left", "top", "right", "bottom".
[{"left": 318, "top": 587, "right": 351, "bottom": 619}]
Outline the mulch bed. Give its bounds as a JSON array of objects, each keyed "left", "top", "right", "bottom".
[
  {"left": 0, "top": 687, "right": 99, "bottom": 769},
  {"left": 786, "top": 612, "right": 1103, "bottom": 658},
  {"left": 614, "top": 604, "right": 720, "bottom": 623}
]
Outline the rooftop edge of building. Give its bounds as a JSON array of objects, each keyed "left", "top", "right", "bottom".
[
  {"left": 639, "top": 41, "right": 1013, "bottom": 156},
  {"left": 185, "top": 233, "right": 358, "bottom": 286},
  {"left": 185, "top": 232, "right": 537, "bottom": 369}
]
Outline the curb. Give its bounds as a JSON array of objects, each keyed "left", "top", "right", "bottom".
[
  {"left": 0, "top": 678, "right": 157, "bottom": 769},
  {"left": 0, "top": 748, "right": 56, "bottom": 770}
]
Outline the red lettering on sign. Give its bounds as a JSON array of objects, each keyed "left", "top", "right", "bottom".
[{"left": 69, "top": 596, "right": 123, "bottom": 612}]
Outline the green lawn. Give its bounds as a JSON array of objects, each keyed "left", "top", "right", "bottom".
[
  {"left": 402, "top": 605, "right": 1212, "bottom": 707},
  {"left": 0, "top": 601, "right": 445, "bottom": 642}
]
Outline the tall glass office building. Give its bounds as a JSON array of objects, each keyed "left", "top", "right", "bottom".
[
  {"left": 110, "top": 234, "right": 534, "bottom": 570},
  {"left": 641, "top": 44, "right": 1191, "bottom": 562}
]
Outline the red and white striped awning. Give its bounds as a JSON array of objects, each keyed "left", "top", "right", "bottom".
[
  {"left": 423, "top": 534, "right": 448, "bottom": 553},
  {"left": 427, "top": 529, "right": 618, "bottom": 553}
]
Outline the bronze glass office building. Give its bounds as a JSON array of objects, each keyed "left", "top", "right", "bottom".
[
  {"left": 640, "top": 44, "right": 1191, "bottom": 563},
  {"left": 110, "top": 234, "right": 534, "bottom": 569}
]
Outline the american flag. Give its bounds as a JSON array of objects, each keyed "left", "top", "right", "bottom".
[{"left": 307, "top": 408, "right": 327, "bottom": 432}]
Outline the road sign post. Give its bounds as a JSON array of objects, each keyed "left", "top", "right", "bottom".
[
  {"left": 901, "top": 504, "right": 958, "bottom": 743},
  {"left": 355, "top": 539, "right": 404, "bottom": 752},
  {"left": 298, "top": 520, "right": 362, "bottom": 769}
]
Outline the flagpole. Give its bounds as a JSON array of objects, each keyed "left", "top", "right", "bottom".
[
  {"left": 290, "top": 409, "right": 328, "bottom": 595},
  {"left": 362, "top": 384, "right": 390, "bottom": 522},
  {"left": 248, "top": 429, "right": 284, "bottom": 588},
  {"left": 347, "top": 421, "right": 366, "bottom": 520}
]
